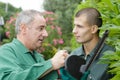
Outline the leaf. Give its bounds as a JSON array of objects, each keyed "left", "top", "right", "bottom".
[
  {"left": 109, "top": 67, "right": 120, "bottom": 74},
  {"left": 110, "top": 61, "right": 120, "bottom": 68},
  {"left": 111, "top": 73, "right": 120, "bottom": 80}
]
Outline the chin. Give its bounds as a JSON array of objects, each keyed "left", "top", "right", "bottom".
[
  {"left": 77, "top": 42, "right": 82, "bottom": 44},
  {"left": 77, "top": 40, "right": 82, "bottom": 43},
  {"left": 35, "top": 44, "right": 41, "bottom": 49},
  {"left": 37, "top": 45, "right": 42, "bottom": 48}
]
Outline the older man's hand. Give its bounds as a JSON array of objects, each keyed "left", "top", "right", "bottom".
[{"left": 51, "top": 50, "right": 69, "bottom": 70}]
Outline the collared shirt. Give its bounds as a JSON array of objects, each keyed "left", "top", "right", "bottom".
[
  {"left": 60, "top": 43, "right": 115, "bottom": 80},
  {"left": 0, "top": 38, "right": 58, "bottom": 80}
]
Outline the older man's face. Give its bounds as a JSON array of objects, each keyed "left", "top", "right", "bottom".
[{"left": 25, "top": 15, "right": 48, "bottom": 51}]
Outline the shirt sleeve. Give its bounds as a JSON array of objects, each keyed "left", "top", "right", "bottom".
[
  {"left": 0, "top": 50, "right": 58, "bottom": 80},
  {"left": 59, "top": 67, "right": 76, "bottom": 80}
]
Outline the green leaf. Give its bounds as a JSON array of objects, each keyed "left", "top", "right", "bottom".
[{"left": 111, "top": 73, "right": 120, "bottom": 80}]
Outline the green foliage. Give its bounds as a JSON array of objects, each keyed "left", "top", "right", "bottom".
[
  {"left": 43, "top": 0, "right": 82, "bottom": 47},
  {"left": 73, "top": 0, "right": 120, "bottom": 79},
  {"left": 70, "top": 0, "right": 101, "bottom": 49},
  {"left": 37, "top": 43, "right": 57, "bottom": 60},
  {"left": 70, "top": 36, "right": 80, "bottom": 50},
  {"left": 0, "top": 2, "right": 21, "bottom": 21},
  {"left": 2, "top": 10, "right": 64, "bottom": 59},
  {"left": 39, "top": 11, "right": 67, "bottom": 59},
  {"left": 2, "top": 14, "right": 17, "bottom": 44},
  {"left": 0, "top": 2, "right": 21, "bottom": 44}
]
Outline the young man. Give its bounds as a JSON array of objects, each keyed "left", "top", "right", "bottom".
[
  {"left": 0, "top": 10, "right": 68, "bottom": 80},
  {"left": 60, "top": 8, "right": 115, "bottom": 80}
]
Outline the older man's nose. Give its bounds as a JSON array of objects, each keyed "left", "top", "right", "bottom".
[{"left": 43, "top": 30, "right": 48, "bottom": 38}]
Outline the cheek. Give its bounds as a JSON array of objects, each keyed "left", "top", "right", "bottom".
[
  {"left": 28, "top": 32, "right": 39, "bottom": 41},
  {"left": 33, "top": 31, "right": 41, "bottom": 37},
  {"left": 80, "top": 28, "right": 90, "bottom": 36},
  {"left": 81, "top": 29, "right": 92, "bottom": 38},
  {"left": 84, "top": 30, "right": 93, "bottom": 40}
]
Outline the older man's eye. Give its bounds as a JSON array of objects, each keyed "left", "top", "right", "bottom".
[
  {"left": 36, "top": 26, "right": 44, "bottom": 31},
  {"left": 39, "top": 27, "right": 44, "bottom": 31},
  {"left": 36, "top": 25, "right": 46, "bottom": 31}
]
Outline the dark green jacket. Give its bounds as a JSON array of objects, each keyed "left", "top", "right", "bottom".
[
  {"left": 60, "top": 43, "right": 115, "bottom": 80},
  {"left": 0, "top": 38, "right": 58, "bottom": 80}
]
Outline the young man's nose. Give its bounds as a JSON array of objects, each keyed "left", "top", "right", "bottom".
[{"left": 72, "top": 26, "right": 77, "bottom": 34}]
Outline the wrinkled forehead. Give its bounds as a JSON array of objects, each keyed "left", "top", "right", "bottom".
[
  {"left": 31, "top": 15, "right": 46, "bottom": 27},
  {"left": 33, "top": 14, "right": 46, "bottom": 23},
  {"left": 35, "top": 14, "right": 45, "bottom": 21}
]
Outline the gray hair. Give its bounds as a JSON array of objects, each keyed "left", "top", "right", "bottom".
[{"left": 15, "top": 10, "right": 42, "bottom": 34}]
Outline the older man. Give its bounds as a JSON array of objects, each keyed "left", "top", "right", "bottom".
[{"left": 0, "top": 10, "right": 68, "bottom": 80}]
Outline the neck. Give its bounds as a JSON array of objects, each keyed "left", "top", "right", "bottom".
[
  {"left": 83, "top": 36, "right": 99, "bottom": 55},
  {"left": 17, "top": 34, "right": 31, "bottom": 51}
]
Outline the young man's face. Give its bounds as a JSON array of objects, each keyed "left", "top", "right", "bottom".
[
  {"left": 73, "top": 15, "right": 94, "bottom": 44},
  {"left": 25, "top": 15, "right": 48, "bottom": 50}
]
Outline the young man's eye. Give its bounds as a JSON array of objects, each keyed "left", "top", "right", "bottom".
[{"left": 77, "top": 25, "right": 83, "bottom": 28}]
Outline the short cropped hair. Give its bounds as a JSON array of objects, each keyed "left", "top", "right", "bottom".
[{"left": 75, "top": 8, "right": 102, "bottom": 27}]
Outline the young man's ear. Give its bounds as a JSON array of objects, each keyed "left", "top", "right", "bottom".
[{"left": 91, "top": 25, "right": 99, "bottom": 34}]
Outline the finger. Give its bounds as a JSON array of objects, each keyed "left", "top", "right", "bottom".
[
  {"left": 63, "top": 50, "right": 69, "bottom": 58},
  {"left": 57, "top": 50, "right": 66, "bottom": 55}
]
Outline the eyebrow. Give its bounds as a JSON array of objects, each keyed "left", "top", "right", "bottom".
[
  {"left": 75, "top": 24, "right": 83, "bottom": 27},
  {"left": 39, "top": 25, "right": 46, "bottom": 28}
]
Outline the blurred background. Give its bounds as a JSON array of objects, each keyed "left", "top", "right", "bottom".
[{"left": 0, "top": 0, "right": 120, "bottom": 79}]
